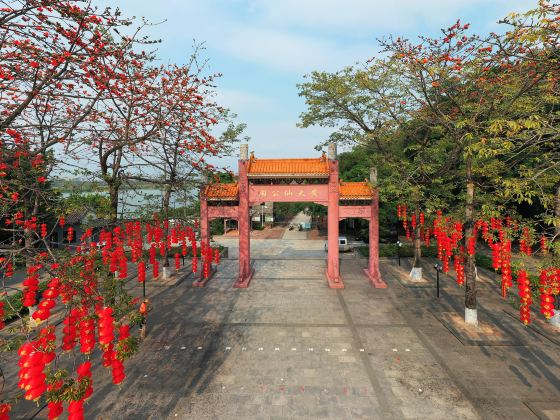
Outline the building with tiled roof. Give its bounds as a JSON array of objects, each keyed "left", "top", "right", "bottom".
[
  {"left": 205, "top": 183, "right": 239, "bottom": 201},
  {"left": 246, "top": 153, "right": 329, "bottom": 178},
  {"left": 339, "top": 181, "right": 374, "bottom": 200}
]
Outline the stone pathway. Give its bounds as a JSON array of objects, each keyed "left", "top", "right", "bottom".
[
  {"left": 12, "top": 240, "right": 560, "bottom": 419},
  {"left": 281, "top": 212, "right": 311, "bottom": 240}
]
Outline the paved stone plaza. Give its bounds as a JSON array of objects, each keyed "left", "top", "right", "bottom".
[{"left": 20, "top": 238, "right": 555, "bottom": 419}]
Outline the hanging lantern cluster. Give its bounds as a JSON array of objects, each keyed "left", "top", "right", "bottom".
[
  {"left": 453, "top": 254, "right": 465, "bottom": 285},
  {"left": 67, "top": 226, "right": 74, "bottom": 243},
  {"left": 22, "top": 264, "right": 41, "bottom": 307},
  {"left": 97, "top": 307, "right": 115, "bottom": 347},
  {"left": 31, "top": 277, "right": 59, "bottom": 322},
  {"left": 191, "top": 232, "right": 198, "bottom": 274},
  {"left": 8, "top": 212, "right": 221, "bottom": 418},
  {"left": 111, "top": 326, "right": 129, "bottom": 385},
  {"left": 77, "top": 361, "right": 93, "bottom": 400},
  {"left": 62, "top": 308, "right": 80, "bottom": 351},
  {"left": 397, "top": 205, "right": 432, "bottom": 245},
  {"left": 540, "top": 235, "right": 548, "bottom": 255},
  {"left": 517, "top": 270, "right": 532, "bottom": 325},
  {"left": 500, "top": 240, "right": 512, "bottom": 297},
  {"left": 200, "top": 241, "right": 213, "bottom": 279},
  {"left": 137, "top": 261, "right": 146, "bottom": 283},
  {"left": 17, "top": 338, "right": 50, "bottom": 401},
  {"left": 519, "top": 227, "right": 533, "bottom": 256},
  {"left": 78, "top": 309, "right": 95, "bottom": 354},
  {"left": 432, "top": 214, "right": 458, "bottom": 274},
  {"left": 539, "top": 269, "right": 558, "bottom": 319}
]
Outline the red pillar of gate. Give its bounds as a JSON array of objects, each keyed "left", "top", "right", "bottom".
[
  {"left": 326, "top": 155, "right": 343, "bottom": 288},
  {"left": 234, "top": 153, "right": 253, "bottom": 288},
  {"left": 364, "top": 187, "right": 387, "bottom": 288}
]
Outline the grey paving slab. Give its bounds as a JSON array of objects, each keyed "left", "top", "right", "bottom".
[{"left": 13, "top": 237, "right": 559, "bottom": 420}]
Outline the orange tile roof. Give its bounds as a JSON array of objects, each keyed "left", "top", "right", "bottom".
[
  {"left": 339, "top": 181, "right": 374, "bottom": 200},
  {"left": 247, "top": 154, "right": 329, "bottom": 178},
  {"left": 205, "top": 183, "right": 239, "bottom": 200}
]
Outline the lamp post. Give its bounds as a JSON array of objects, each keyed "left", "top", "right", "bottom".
[
  {"left": 396, "top": 240, "right": 402, "bottom": 266},
  {"left": 434, "top": 263, "right": 443, "bottom": 298}
]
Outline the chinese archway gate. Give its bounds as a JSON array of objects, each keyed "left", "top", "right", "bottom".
[{"left": 200, "top": 144, "right": 386, "bottom": 290}]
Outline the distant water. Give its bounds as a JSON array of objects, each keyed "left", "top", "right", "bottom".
[{"left": 61, "top": 188, "right": 193, "bottom": 217}]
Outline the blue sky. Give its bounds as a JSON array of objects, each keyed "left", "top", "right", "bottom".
[{"left": 97, "top": 0, "right": 534, "bottom": 169}]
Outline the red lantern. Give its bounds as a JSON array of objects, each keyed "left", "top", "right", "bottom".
[
  {"left": 68, "top": 399, "right": 84, "bottom": 420},
  {"left": 539, "top": 269, "right": 555, "bottom": 319},
  {"left": 102, "top": 344, "right": 115, "bottom": 368},
  {"left": 500, "top": 240, "right": 512, "bottom": 297},
  {"left": 18, "top": 342, "right": 47, "bottom": 402},
  {"left": 0, "top": 403, "right": 11, "bottom": 419},
  {"left": 517, "top": 270, "right": 532, "bottom": 325},
  {"left": 453, "top": 254, "right": 465, "bottom": 286},
  {"left": 152, "top": 260, "right": 159, "bottom": 279},
  {"left": 97, "top": 307, "right": 115, "bottom": 347},
  {"left": 175, "top": 253, "right": 180, "bottom": 270},
  {"left": 40, "top": 223, "right": 47, "bottom": 238},
  {"left": 78, "top": 316, "right": 95, "bottom": 354},
  {"left": 62, "top": 308, "right": 80, "bottom": 351},
  {"left": 111, "top": 357, "right": 125, "bottom": 385},
  {"left": 47, "top": 401, "right": 63, "bottom": 419},
  {"left": 540, "top": 235, "right": 548, "bottom": 255},
  {"left": 466, "top": 236, "right": 475, "bottom": 256},
  {"left": 77, "top": 360, "right": 93, "bottom": 399},
  {"left": 67, "top": 226, "right": 74, "bottom": 242},
  {"left": 137, "top": 261, "right": 146, "bottom": 283},
  {"left": 192, "top": 257, "right": 198, "bottom": 274}
]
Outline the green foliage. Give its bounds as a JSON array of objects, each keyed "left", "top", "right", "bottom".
[{"left": 62, "top": 193, "right": 112, "bottom": 218}]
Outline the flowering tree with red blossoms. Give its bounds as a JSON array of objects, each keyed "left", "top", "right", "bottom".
[
  {"left": 0, "top": 2, "right": 228, "bottom": 419},
  {"left": 381, "top": 4, "right": 560, "bottom": 325}
]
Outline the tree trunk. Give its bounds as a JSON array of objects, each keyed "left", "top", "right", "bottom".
[
  {"left": 464, "top": 156, "right": 477, "bottom": 326},
  {"left": 410, "top": 208, "right": 423, "bottom": 281},
  {"left": 108, "top": 183, "right": 119, "bottom": 225}
]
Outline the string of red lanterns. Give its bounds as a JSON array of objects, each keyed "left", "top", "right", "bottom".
[{"left": 396, "top": 204, "right": 558, "bottom": 326}]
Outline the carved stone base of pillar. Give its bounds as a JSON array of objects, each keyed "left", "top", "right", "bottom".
[
  {"left": 234, "top": 268, "right": 254, "bottom": 288},
  {"left": 326, "top": 271, "right": 345, "bottom": 289},
  {"left": 192, "top": 267, "right": 217, "bottom": 288},
  {"left": 363, "top": 268, "right": 387, "bottom": 288}
]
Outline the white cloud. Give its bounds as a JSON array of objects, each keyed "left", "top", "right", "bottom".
[
  {"left": 250, "top": 0, "right": 535, "bottom": 31},
  {"left": 217, "top": 25, "right": 371, "bottom": 73},
  {"left": 215, "top": 88, "right": 272, "bottom": 115}
]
